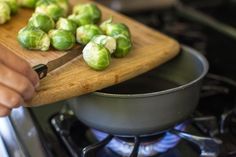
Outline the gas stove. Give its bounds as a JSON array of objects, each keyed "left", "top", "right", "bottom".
[
  {"left": 0, "top": 1, "right": 236, "bottom": 157},
  {"left": 1, "top": 72, "right": 235, "bottom": 157},
  {"left": 48, "top": 72, "right": 236, "bottom": 157}
]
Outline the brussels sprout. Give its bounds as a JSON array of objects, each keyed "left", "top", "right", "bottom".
[
  {"left": 28, "top": 13, "right": 55, "bottom": 33},
  {"left": 56, "top": 17, "right": 77, "bottom": 34},
  {"left": 91, "top": 35, "right": 116, "bottom": 54},
  {"left": 73, "top": 3, "right": 101, "bottom": 23},
  {"left": 18, "top": 0, "right": 37, "bottom": 8},
  {"left": 1, "top": 0, "right": 18, "bottom": 14},
  {"left": 83, "top": 42, "right": 110, "bottom": 71},
  {"left": 35, "top": 1, "right": 65, "bottom": 21},
  {"left": 76, "top": 24, "right": 103, "bottom": 45},
  {"left": 17, "top": 26, "right": 50, "bottom": 51},
  {"left": 100, "top": 17, "right": 112, "bottom": 32},
  {"left": 113, "top": 34, "right": 132, "bottom": 58},
  {"left": 100, "top": 18, "right": 131, "bottom": 38},
  {"left": 68, "top": 13, "right": 93, "bottom": 26},
  {"left": 0, "top": 2, "right": 10, "bottom": 24},
  {"left": 49, "top": 29, "right": 75, "bottom": 50},
  {"left": 107, "top": 23, "right": 131, "bottom": 38},
  {"left": 50, "top": 0, "right": 69, "bottom": 15}
]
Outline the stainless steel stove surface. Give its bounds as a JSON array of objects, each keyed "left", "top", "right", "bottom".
[{"left": 0, "top": 0, "right": 236, "bottom": 157}]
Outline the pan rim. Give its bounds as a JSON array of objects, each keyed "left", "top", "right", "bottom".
[{"left": 93, "top": 45, "right": 209, "bottom": 98}]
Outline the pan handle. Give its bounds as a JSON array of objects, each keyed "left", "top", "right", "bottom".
[{"left": 32, "top": 64, "right": 48, "bottom": 79}]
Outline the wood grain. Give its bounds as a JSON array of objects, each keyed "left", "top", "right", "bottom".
[{"left": 0, "top": 0, "right": 180, "bottom": 106}]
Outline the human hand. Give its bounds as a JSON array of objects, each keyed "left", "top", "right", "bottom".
[{"left": 0, "top": 51, "right": 39, "bottom": 116}]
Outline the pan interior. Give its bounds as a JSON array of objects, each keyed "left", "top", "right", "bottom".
[
  {"left": 99, "top": 70, "right": 180, "bottom": 94},
  {"left": 98, "top": 48, "right": 207, "bottom": 95}
]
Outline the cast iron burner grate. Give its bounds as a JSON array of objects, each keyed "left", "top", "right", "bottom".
[{"left": 50, "top": 111, "right": 221, "bottom": 157}]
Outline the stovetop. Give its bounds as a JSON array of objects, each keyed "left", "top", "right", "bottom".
[
  {"left": 0, "top": 1, "right": 236, "bottom": 157},
  {"left": 49, "top": 112, "right": 199, "bottom": 157},
  {"left": 20, "top": 72, "right": 235, "bottom": 157}
]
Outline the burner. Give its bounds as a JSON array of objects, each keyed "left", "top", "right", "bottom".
[
  {"left": 48, "top": 74, "right": 236, "bottom": 157},
  {"left": 50, "top": 111, "right": 222, "bottom": 157},
  {"left": 91, "top": 123, "right": 186, "bottom": 157}
]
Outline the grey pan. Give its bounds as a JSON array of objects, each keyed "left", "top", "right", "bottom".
[{"left": 68, "top": 45, "right": 209, "bottom": 136}]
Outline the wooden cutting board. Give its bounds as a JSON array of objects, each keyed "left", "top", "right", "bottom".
[{"left": 0, "top": 0, "right": 180, "bottom": 107}]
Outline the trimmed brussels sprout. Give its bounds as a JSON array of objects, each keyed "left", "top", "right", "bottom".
[
  {"left": 56, "top": 17, "right": 77, "bottom": 34},
  {"left": 107, "top": 23, "right": 131, "bottom": 38},
  {"left": 113, "top": 34, "right": 132, "bottom": 58},
  {"left": 51, "top": 0, "right": 69, "bottom": 15},
  {"left": 28, "top": 13, "right": 55, "bottom": 33},
  {"left": 72, "top": 3, "right": 101, "bottom": 23},
  {"left": 0, "top": 2, "right": 10, "bottom": 24},
  {"left": 100, "top": 18, "right": 131, "bottom": 38},
  {"left": 17, "top": 26, "right": 50, "bottom": 51},
  {"left": 2, "top": 0, "right": 18, "bottom": 14},
  {"left": 83, "top": 42, "right": 110, "bottom": 71},
  {"left": 76, "top": 24, "right": 103, "bottom": 45},
  {"left": 68, "top": 13, "right": 93, "bottom": 26},
  {"left": 35, "top": 1, "right": 65, "bottom": 21},
  {"left": 100, "top": 17, "right": 112, "bottom": 33},
  {"left": 49, "top": 29, "right": 75, "bottom": 51},
  {"left": 91, "top": 35, "right": 116, "bottom": 54}
]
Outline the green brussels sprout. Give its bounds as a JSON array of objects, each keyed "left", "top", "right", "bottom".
[
  {"left": 100, "top": 18, "right": 131, "bottom": 38},
  {"left": 50, "top": 0, "right": 69, "bottom": 15},
  {"left": 83, "top": 42, "right": 110, "bottom": 71},
  {"left": 18, "top": 0, "right": 37, "bottom": 8},
  {"left": 68, "top": 13, "right": 93, "bottom": 26},
  {"left": 107, "top": 23, "right": 131, "bottom": 38},
  {"left": 56, "top": 17, "right": 77, "bottom": 34},
  {"left": 49, "top": 29, "right": 75, "bottom": 50},
  {"left": 17, "top": 26, "right": 50, "bottom": 51},
  {"left": 0, "top": 2, "right": 10, "bottom": 24},
  {"left": 35, "top": 1, "right": 65, "bottom": 21},
  {"left": 1, "top": 0, "right": 18, "bottom": 14},
  {"left": 113, "top": 34, "right": 132, "bottom": 58},
  {"left": 72, "top": 3, "right": 101, "bottom": 23},
  {"left": 91, "top": 35, "right": 116, "bottom": 54},
  {"left": 100, "top": 17, "right": 112, "bottom": 33},
  {"left": 28, "top": 13, "right": 55, "bottom": 33},
  {"left": 76, "top": 24, "right": 103, "bottom": 45}
]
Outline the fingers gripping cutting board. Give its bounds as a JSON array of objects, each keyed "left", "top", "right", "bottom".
[{"left": 0, "top": 0, "right": 180, "bottom": 106}]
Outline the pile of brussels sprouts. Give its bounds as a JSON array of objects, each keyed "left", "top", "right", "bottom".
[{"left": 17, "top": 2, "right": 132, "bottom": 71}]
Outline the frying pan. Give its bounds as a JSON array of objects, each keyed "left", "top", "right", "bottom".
[{"left": 68, "top": 45, "right": 208, "bottom": 136}]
